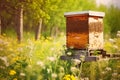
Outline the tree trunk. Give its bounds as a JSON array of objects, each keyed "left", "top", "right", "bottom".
[
  {"left": 0, "top": 3, "right": 1, "bottom": 35},
  {"left": 0, "top": 16, "right": 1, "bottom": 35},
  {"left": 15, "top": 5, "right": 23, "bottom": 42},
  {"left": 51, "top": 26, "right": 59, "bottom": 38},
  {"left": 35, "top": 19, "right": 42, "bottom": 40}
]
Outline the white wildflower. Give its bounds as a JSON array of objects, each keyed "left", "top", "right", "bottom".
[
  {"left": 28, "top": 65, "right": 32, "bottom": 68},
  {"left": 17, "top": 48, "right": 23, "bottom": 52},
  {"left": 47, "top": 56, "right": 56, "bottom": 62},
  {"left": 0, "top": 39, "right": 8, "bottom": 45},
  {"left": 112, "top": 72, "right": 118, "bottom": 77},
  {"left": 105, "top": 67, "right": 112, "bottom": 71},
  {"left": 70, "top": 46, "right": 74, "bottom": 49},
  {"left": 59, "top": 67, "right": 64, "bottom": 72},
  {"left": 101, "top": 71, "right": 106, "bottom": 74},
  {"left": 51, "top": 48, "right": 55, "bottom": 51},
  {"left": 72, "top": 59, "right": 81, "bottom": 65},
  {"left": 51, "top": 73, "right": 57, "bottom": 78},
  {"left": 117, "top": 34, "right": 120, "bottom": 37},
  {"left": 0, "top": 56, "right": 9, "bottom": 66},
  {"left": 71, "top": 67, "right": 79, "bottom": 73},
  {"left": 66, "top": 51, "right": 72, "bottom": 56},
  {"left": 84, "top": 77, "right": 89, "bottom": 80},
  {"left": 113, "top": 45, "right": 118, "bottom": 49},
  {"left": 20, "top": 72, "right": 26, "bottom": 76},
  {"left": 75, "top": 77, "right": 79, "bottom": 80},
  {"left": 0, "top": 66, "right": 5, "bottom": 69},
  {"left": 36, "top": 61, "right": 44, "bottom": 67},
  {"left": 109, "top": 38, "right": 115, "bottom": 43},
  {"left": 47, "top": 69, "right": 51, "bottom": 73},
  {"left": 80, "top": 55, "right": 85, "bottom": 61},
  {"left": 117, "top": 31, "right": 120, "bottom": 34},
  {"left": 80, "top": 78, "right": 84, "bottom": 80}
]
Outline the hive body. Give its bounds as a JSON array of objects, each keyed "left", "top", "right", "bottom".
[{"left": 64, "top": 11, "right": 105, "bottom": 50}]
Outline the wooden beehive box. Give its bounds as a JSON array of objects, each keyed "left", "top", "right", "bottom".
[{"left": 64, "top": 11, "right": 105, "bottom": 50}]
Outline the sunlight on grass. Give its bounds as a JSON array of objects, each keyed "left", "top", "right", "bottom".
[{"left": 0, "top": 33, "right": 120, "bottom": 80}]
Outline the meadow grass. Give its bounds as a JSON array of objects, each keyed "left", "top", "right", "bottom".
[{"left": 0, "top": 31, "right": 120, "bottom": 80}]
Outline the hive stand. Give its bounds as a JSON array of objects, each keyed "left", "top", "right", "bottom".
[{"left": 61, "top": 11, "right": 111, "bottom": 61}]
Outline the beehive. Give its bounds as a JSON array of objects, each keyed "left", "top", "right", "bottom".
[{"left": 64, "top": 11, "right": 105, "bottom": 50}]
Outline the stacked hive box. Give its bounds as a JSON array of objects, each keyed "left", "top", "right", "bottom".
[{"left": 64, "top": 11, "right": 105, "bottom": 50}]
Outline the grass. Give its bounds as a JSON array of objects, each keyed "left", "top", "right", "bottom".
[{"left": 0, "top": 31, "right": 120, "bottom": 80}]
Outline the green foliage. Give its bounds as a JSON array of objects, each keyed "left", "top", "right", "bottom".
[
  {"left": 0, "top": 35, "right": 29, "bottom": 80},
  {"left": 0, "top": 0, "right": 97, "bottom": 37},
  {"left": 1, "top": 0, "right": 120, "bottom": 38},
  {"left": 104, "top": 34, "right": 120, "bottom": 53},
  {"left": 97, "top": 5, "right": 120, "bottom": 37},
  {"left": 105, "top": 6, "right": 120, "bottom": 37},
  {"left": 1, "top": 0, "right": 120, "bottom": 80},
  {"left": 0, "top": 34, "right": 120, "bottom": 80},
  {"left": 0, "top": 34, "right": 66, "bottom": 79},
  {"left": 46, "top": 0, "right": 96, "bottom": 35}
]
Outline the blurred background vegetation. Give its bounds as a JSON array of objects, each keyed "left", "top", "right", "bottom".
[
  {"left": 0, "top": 0, "right": 120, "bottom": 80},
  {"left": 0, "top": 0, "right": 120, "bottom": 39}
]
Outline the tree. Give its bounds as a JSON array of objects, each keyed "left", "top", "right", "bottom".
[
  {"left": 0, "top": 0, "right": 8, "bottom": 35},
  {"left": 0, "top": 16, "right": 1, "bottom": 35},
  {"left": 24, "top": 0, "right": 57, "bottom": 40},
  {"left": 0, "top": 0, "right": 24, "bottom": 42},
  {"left": 0, "top": 0, "right": 3, "bottom": 35},
  {"left": 46, "top": 0, "right": 96, "bottom": 37},
  {"left": 35, "top": 19, "right": 42, "bottom": 40},
  {"left": 0, "top": 0, "right": 97, "bottom": 40},
  {"left": 15, "top": 5, "right": 23, "bottom": 42}
]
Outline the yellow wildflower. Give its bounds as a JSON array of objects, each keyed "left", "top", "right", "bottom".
[
  {"left": 63, "top": 74, "right": 76, "bottom": 80},
  {"left": 9, "top": 70, "right": 16, "bottom": 76},
  {"left": 71, "top": 75, "right": 76, "bottom": 80},
  {"left": 12, "top": 57, "right": 19, "bottom": 62},
  {"left": 13, "top": 78, "right": 17, "bottom": 80},
  {"left": 3, "top": 33, "right": 6, "bottom": 36}
]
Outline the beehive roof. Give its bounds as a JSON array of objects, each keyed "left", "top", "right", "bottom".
[{"left": 64, "top": 11, "right": 105, "bottom": 17}]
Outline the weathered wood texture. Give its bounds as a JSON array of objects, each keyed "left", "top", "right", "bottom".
[
  {"left": 66, "top": 16, "right": 88, "bottom": 49},
  {"left": 89, "top": 17, "right": 103, "bottom": 50}
]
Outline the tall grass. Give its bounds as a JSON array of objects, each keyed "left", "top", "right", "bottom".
[{"left": 0, "top": 31, "right": 120, "bottom": 80}]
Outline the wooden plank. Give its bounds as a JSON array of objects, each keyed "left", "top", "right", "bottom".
[
  {"left": 85, "top": 56, "right": 99, "bottom": 62},
  {"left": 60, "top": 55, "right": 99, "bottom": 62}
]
